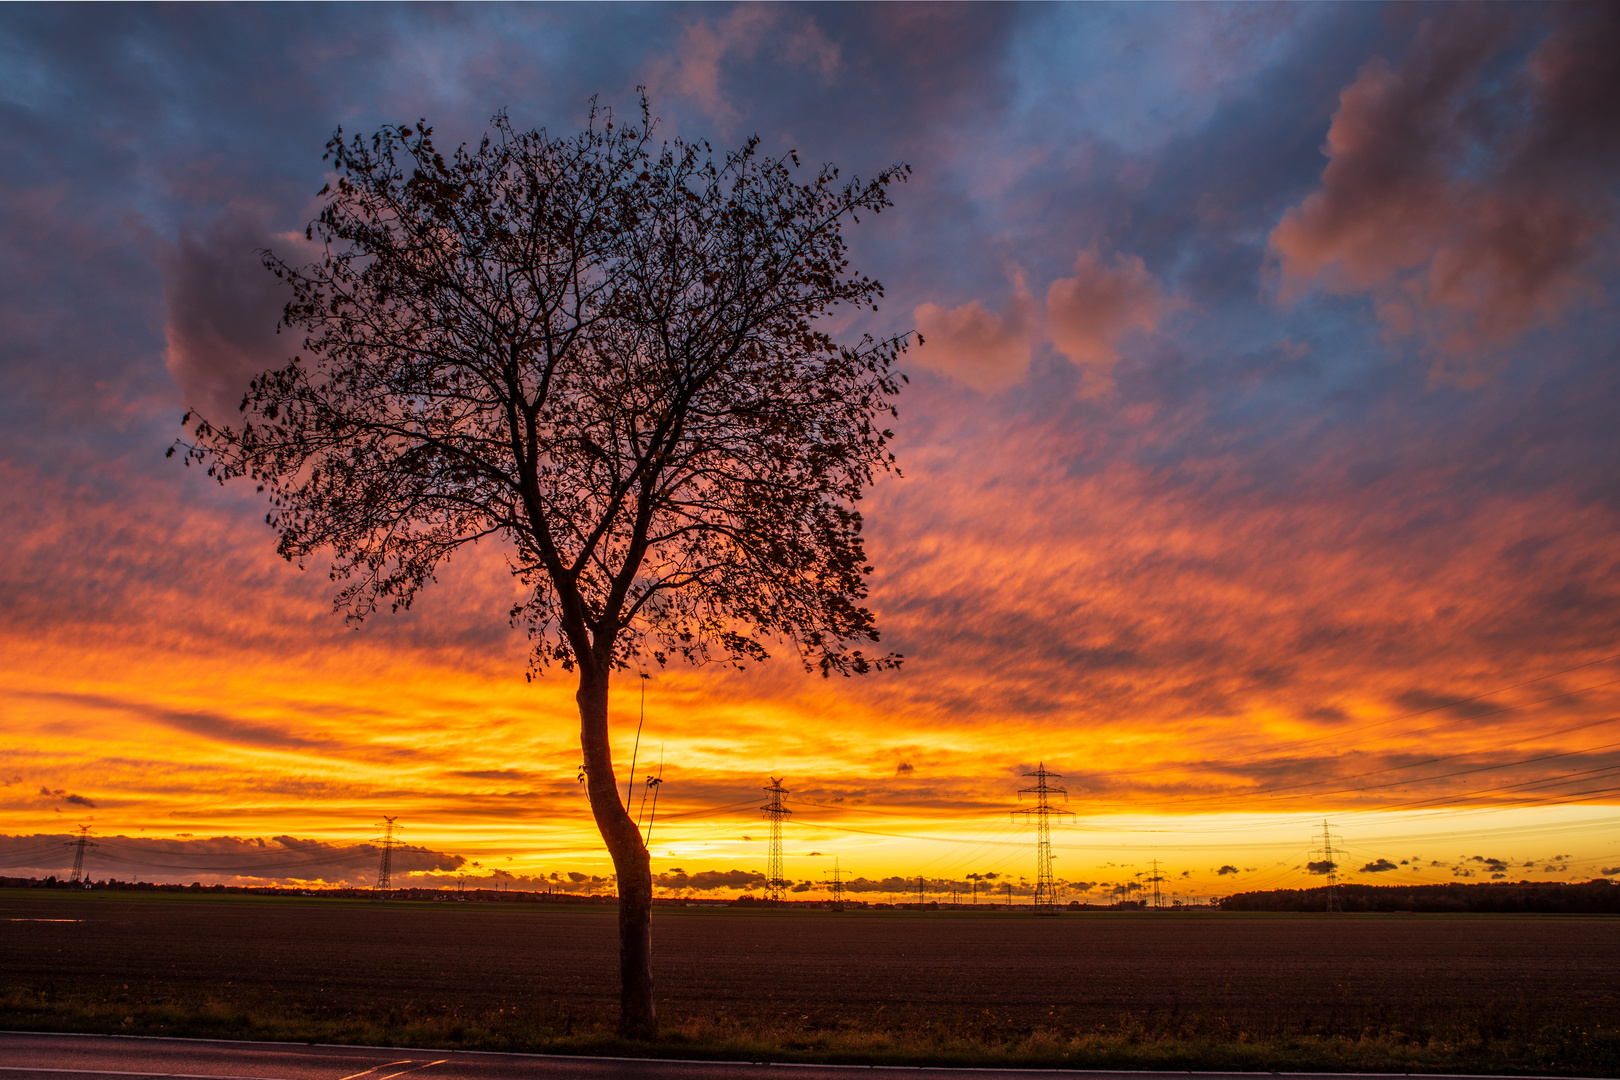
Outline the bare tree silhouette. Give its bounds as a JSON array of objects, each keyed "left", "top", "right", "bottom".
[{"left": 174, "top": 98, "right": 908, "bottom": 1038}]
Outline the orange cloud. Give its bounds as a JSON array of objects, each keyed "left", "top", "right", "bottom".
[
  {"left": 912, "top": 271, "right": 1035, "bottom": 392},
  {"left": 912, "top": 252, "right": 1174, "bottom": 393},
  {"left": 1270, "top": 5, "right": 1619, "bottom": 365},
  {"left": 1045, "top": 250, "right": 1174, "bottom": 390}
]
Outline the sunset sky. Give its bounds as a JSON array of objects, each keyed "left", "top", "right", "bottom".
[{"left": 3, "top": 3, "right": 1619, "bottom": 899}]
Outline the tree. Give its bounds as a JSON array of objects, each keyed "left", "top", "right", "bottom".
[{"left": 173, "top": 100, "right": 908, "bottom": 1038}]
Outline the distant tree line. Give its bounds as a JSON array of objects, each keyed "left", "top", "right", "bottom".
[
  {"left": 0, "top": 877, "right": 616, "bottom": 903},
  {"left": 1220, "top": 880, "right": 1620, "bottom": 914}
]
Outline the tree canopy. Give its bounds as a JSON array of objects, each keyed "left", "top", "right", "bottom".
[{"left": 180, "top": 104, "right": 907, "bottom": 680}]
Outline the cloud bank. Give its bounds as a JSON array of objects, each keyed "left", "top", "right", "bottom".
[{"left": 1270, "top": 4, "right": 1620, "bottom": 366}]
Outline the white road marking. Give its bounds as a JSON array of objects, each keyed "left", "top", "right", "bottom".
[
  {"left": 336, "top": 1062, "right": 415, "bottom": 1080},
  {"left": 374, "top": 1061, "right": 448, "bottom": 1080}
]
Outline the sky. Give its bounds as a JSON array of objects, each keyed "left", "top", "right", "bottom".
[{"left": 3, "top": 2, "right": 1619, "bottom": 900}]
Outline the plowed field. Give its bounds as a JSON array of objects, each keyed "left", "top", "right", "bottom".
[{"left": 3, "top": 890, "right": 1618, "bottom": 1071}]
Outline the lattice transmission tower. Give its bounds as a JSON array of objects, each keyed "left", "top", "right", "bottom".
[
  {"left": 1147, "top": 858, "right": 1165, "bottom": 910},
  {"left": 1013, "top": 763, "right": 1074, "bottom": 915},
  {"left": 66, "top": 825, "right": 96, "bottom": 883},
  {"left": 1313, "top": 820, "right": 1343, "bottom": 913},
  {"left": 375, "top": 816, "right": 400, "bottom": 891},
  {"left": 823, "top": 857, "right": 847, "bottom": 911},
  {"left": 761, "top": 778, "right": 791, "bottom": 902}
]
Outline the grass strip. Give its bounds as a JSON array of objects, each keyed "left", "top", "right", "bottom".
[{"left": 4, "top": 987, "right": 1616, "bottom": 1076}]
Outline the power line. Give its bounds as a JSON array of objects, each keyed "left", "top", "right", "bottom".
[
  {"left": 1094, "top": 713, "right": 1620, "bottom": 812},
  {"left": 84, "top": 849, "right": 372, "bottom": 873},
  {"left": 0, "top": 839, "right": 84, "bottom": 864},
  {"left": 1078, "top": 652, "right": 1620, "bottom": 784},
  {"left": 1365, "top": 761, "right": 1620, "bottom": 814},
  {"left": 791, "top": 799, "right": 1620, "bottom": 857},
  {"left": 639, "top": 748, "right": 665, "bottom": 847},
  {"left": 626, "top": 672, "right": 650, "bottom": 811},
  {"left": 801, "top": 749, "right": 1615, "bottom": 833},
  {"left": 1189, "top": 727, "right": 1620, "bottom": 810},
  {"left": 648, "top": 798, "right": 760, "bottom": 821},
  {"left": 796, "top": 717, "right": 1620, "bottom": 826}
]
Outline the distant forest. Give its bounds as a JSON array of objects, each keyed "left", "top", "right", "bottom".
[{"left": 1220, "top": 880, "right": 1620, "bottom": 914}]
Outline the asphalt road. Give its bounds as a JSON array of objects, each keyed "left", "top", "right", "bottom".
[{"left": 0, "top": 1033, "right": 1592, "bottom": 1080}]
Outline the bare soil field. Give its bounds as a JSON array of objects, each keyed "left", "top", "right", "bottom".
[{"left": 3, "top": 889, "right": 1617, "bottom": 1073}]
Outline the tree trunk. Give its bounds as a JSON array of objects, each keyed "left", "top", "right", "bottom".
[{"left": 577, "top": 665, "right": 657, "bottom": 1039}]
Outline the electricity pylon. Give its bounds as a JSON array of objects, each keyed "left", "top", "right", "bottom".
[
  {"left": 1147, "top": 858, "right": 1165, "bottom": 910},
  {"left": 761, "top": 778, "right": 791, "bottom": 902},
  {"left": 1314, "top": 819, "right": 1343, "bottom": 913},
  {"left": 823, "top": 857, "right": 847, "bottom": 910},
  {"left": 66, "top": 825, "right": 96, "bottom": 883},
  {"left": 1013, "top": 763, "right": 1074, "bottom": 915},
  {"left": 375, "top": 816, "right": 400, "bottom": 891}
]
